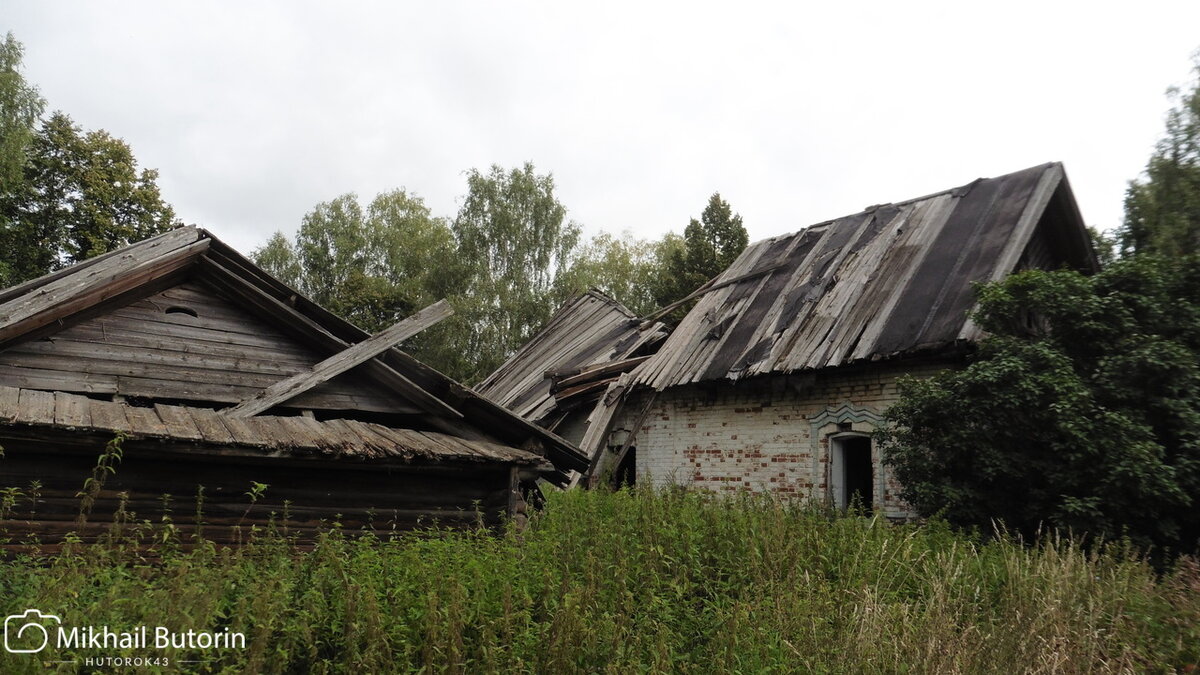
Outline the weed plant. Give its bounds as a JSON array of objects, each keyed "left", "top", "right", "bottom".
[{"left": 0, "top": 487, "right": 1197, "bottom": 673}]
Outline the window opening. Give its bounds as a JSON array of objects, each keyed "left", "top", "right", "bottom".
[{"left": 830, "top": 435, "right": 873, "bottom": 512}]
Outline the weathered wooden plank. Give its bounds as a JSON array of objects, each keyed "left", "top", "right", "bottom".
[
  {"left": 478, "top": 291, "right": 640, "bottom": 418},
  {"left": 572, "top": 380, "right": 627, "bottom": 487},
  {"left": 215, "top": 414, "right": 264, "bottom": 447},
  {"left": 6, "top": 336, "right": 317, "bottom": 377},
  {"left": 186, "top": 407, "right": 235, "bottom": 445},
  {"left": 14, "top": 388, "right": 55, "bottom": 425},
  {"left": 108, "top": 305, "right": 293, "bottom": 339},
  {"left": 53, "top": 391, "right": 90, "bottom": 428},
  {"left": 153, "top": 404, "right": 204, "bottom": 441},
  {"left": 223, "top": 300, "right": 453, "bottom": 418},
  {"left": 123, "top": 405, "right": 169, "bottom": 437},
  {"left": 0, "top": 351, "right": 285, "bottom": 389},
  {"left": 86, "top": 398, "right": 130, "bottom": 433},
  {"left": 0, "top": 364, "right": 119, "bottom": 394},
  {"left": 553, "top": 377, "right": 617, "bottom": 403},
  {"left": 552, "top": 355, "right": 652, "bottom": 390},
  {"left": 0, "top": 232, "right": 208, "bottom": 344},
  {"left": 0, "top": 385, "right": 22, "bottom": 421},
  {"left": 273, "top": 416, "right": 323, "bottom": 450},
  {"left": 199, "top": 258, "right": 464, "bottom": 420},
  {"left": 69, "top": 313, "right": 322, "bottom": 354},
  {"left": 0, "top": 228, "right": 193, "bottom": 306}
]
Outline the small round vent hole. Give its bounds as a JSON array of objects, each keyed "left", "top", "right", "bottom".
[{"left": 165, "top": 305, "right": 199, "bottom": 318}]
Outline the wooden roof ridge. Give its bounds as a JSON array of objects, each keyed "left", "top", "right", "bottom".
[
  {"left": 0, "top": 227, "right": 209, "bottom": 347},
  {"left": 0, "top": 384, "right": 549, "bottom": 466},
  {"left": 0, "top": 226, "right": 589, "bottom": 483},
  {"left": 578, "top": 287, "right": 638, "bottom": 318},
  {"left": 633, "top": 162, "right": 1099, "bottom": 391}
]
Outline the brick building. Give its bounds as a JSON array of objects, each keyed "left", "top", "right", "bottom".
[{"left": 480, "top": 163, "right": 1097, "bottom": 517}]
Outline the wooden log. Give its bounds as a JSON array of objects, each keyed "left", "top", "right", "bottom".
[{"left": 223, "top": 300, "right": 452, "bottom": 417}]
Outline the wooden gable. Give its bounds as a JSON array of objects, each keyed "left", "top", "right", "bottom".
[{"left": 0, "top": 280, "right": 416, "bottom": 414}]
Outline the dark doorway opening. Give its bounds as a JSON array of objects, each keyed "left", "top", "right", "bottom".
[
  {"left": 614, "top": 447, "right": 636, "bottom": 488},
  {"left": 834, "top": 436, "right": 873, "bottom": 513}
]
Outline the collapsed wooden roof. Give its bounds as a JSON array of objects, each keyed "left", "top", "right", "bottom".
[
  {"left": 636, "top": 162, "right": 1098, "bottom": 390},
  {"left": 0, "top": 226, "right": 587, "bottom": 483},
  {"left": 0, "top": 385, "right": 547, "bottom": 466},
  {"left": 476, "top": 290, "right": 667, "bottom": 424}
]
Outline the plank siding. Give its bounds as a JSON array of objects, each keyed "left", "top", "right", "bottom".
[{"left": 0, "top": 280, "right": 418, "bottom": 413}]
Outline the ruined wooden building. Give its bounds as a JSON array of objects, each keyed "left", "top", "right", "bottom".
[
  {"left": 482, "top": 163, "right": 1098, "bottom": 517},
  {"left": 0, "top": 227, "right": 587, "bottom": 549}
]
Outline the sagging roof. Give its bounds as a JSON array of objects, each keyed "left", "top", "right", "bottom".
[
  {"left": 0, "top": 226, "right": 588, "bottom": 482},
  {"left": 476, "top": 289, "right": 666, "bottom": 423},
  {"left": 0, "top": 385, "right": 547, "bottom": 466},
  {"left": 636, "top": 162, "right": 1098, "bottom": 390}
]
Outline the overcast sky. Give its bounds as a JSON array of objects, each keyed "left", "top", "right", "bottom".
[{"left": 5, "top": 2, "right": 1199, "bottom": 255}]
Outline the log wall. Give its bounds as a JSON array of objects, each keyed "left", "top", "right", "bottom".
[{"left": 0, "top": 437, "right": 518, "bottom": 553}]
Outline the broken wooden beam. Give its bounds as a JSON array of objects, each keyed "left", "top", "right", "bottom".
[
  {"left": 222, "top": 300, "right": 453, "bottom": 418},
  {"left": 550, "top": 355, "right": 653, "bottom": 392},
  {"left": 197, "top": 257, "right": 464, "bottom": 420}
]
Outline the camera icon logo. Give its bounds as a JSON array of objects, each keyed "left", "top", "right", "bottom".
[{"left": 4, "top": 609, "right": 60, "bottom": 654}]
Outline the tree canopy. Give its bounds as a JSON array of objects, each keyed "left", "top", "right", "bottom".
[
  {"left": 652, "top": 192, "right": 748, "bottom": 320},
  {"left": 553, "top": 231, "right": 665, "bottom": 317},
  {"left": 0, "top": 32, "right": 43, "bottom": 197},
  {"left": 252, "top": 189, "right": 468, "bottom": 376},
  {"left": 1121, "top": 56, "right": 1200, "bottom": 257},
  {"left": 451, "top": 163, "right": 580, "bottom": 381},
  {"left": 0, "top": 33, "right": 179, "bottom": 287}
]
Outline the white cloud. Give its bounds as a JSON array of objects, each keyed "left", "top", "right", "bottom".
[{"left": 6, "top": 0, "right": 1198, "bottom": 254}]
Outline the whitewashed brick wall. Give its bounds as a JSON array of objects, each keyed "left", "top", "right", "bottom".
[{"left": 608, "top": 361, "right": 947, "bottom": 519}]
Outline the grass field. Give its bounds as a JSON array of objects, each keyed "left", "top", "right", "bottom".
[{"left": 1, "top": 487, "right": 1197, "bottom": 673}]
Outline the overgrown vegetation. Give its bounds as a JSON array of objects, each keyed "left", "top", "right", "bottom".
[
  {"left": 1, "top": 488, "right": 1197, "bottom": 673},
  {"left": 882, "top": 254, "right": 1200, "bottom": 557},
  {"left": 881, "top": 55, "right": 1200, "bottom": 558}
]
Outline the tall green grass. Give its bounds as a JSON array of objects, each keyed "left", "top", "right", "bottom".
[{"left": 1, "top": 487, "right": 1197, "bottom": 673}]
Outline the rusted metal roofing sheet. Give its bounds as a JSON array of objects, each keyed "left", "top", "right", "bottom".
[
  {"left": 636, "top": 163, "right": 1095, "bottom": 390},
  {"left": 0, "top": 384, "right": 548, "bottom": 466},
  {"left": 476, "top": 290, "right": 663, "bottom": 422}
]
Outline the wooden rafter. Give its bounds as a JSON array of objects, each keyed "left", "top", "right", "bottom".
[{"left": 222, "top": 300, "right": 453, "bottom": 418}]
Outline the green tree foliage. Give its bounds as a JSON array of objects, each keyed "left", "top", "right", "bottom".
[
  {"left": 252, "top": 189, "right": 464, "bottom": 373},
  {"left": 1121, "top": 56, "right": 1200, "bottom": 256},
  {"left": 0, "top": 33, "right": 179, "bottom": 287},
  {"left": 452, "top": 163, "right": 580, "bottom": 381},
  {"left": 555, "top": 231, "right": 664, "bottom": 316},
  {"left": 652, "top": 192, "right": 748, "bottom": 320},
  {"left": 1, "top": 112, "right": 180, "bottom": 285},
  {"left": 882, "top": 256, "right": 1200, "bottom": 555},
  {"left": 0, "top": 32, "right": 44, "bottom": 197}
]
